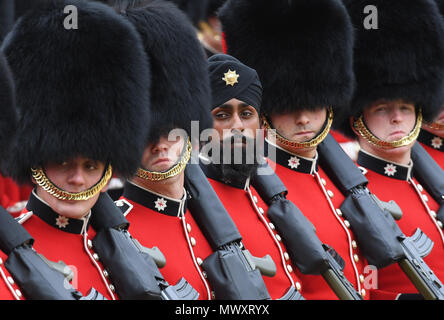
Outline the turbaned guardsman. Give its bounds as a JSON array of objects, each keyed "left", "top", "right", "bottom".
[
  {"left": 337, "top": 0, "right": 444, "bottom": 299},
  {"left": 200, "top": 53, "right": 308, "bottom": 300},
  {"left": 0, "top": 0, "right": 153, "bottom": 299}
]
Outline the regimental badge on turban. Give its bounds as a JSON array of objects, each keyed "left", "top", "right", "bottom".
[{"left": 222, "top": 69, "right": 239, "bottom": 86}]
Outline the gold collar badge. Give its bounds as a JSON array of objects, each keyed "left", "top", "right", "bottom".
[{"left": 222, "top": 69, "right": 239, "bottom": 87}]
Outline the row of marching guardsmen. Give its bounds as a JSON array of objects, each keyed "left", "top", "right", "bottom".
[{"left": 1, "top": 0, "right": 444, "bottom": 301}]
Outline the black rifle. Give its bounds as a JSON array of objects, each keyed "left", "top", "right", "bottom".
[
  {"left": 91, "top": 192, "right": 199, "bottom": 300},
  {"left": 319, "top": 133, "right": 444, "bottom": 300},
  {"left": 252, "top": 165, "right": 363, "bottom": 300}
]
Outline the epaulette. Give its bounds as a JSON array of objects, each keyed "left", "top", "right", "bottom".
[
  {"left": 14, "top": 211, "right": 33, "bottom": 225},
  {"left": 114, "top": 199, "right": 133, "bottom": 217}
]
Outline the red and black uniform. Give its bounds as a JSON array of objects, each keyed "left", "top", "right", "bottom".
[
  {"left": 200, "top": 158, "right": 303, "bottom": 300},
  {"left": 357, "top": 149, "right": 444, "bottom": 299},
  {"left": 418, "top": 130, "right": 444, "bottom": 170},
  {"left": 119, "top": 181, "right": 213, "bottom": 300},
  {"left": 264, "top": 141, "right": 369, "bottom": 300},
  {"left": 0, "top": 191, "right": 116, "bottom": 300}
]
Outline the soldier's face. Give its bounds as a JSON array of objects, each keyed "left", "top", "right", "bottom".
[
  {"left": 361, "top": 100, "right": 416, "bottom": 142},
  {"left": 141, "top": 134, "right": 185, "bottom": 173},
  {"left": 35, "top": 157, "right": 107, "bottom": 219},
  {"left": 269, "top": 108, "right": 327, "bottom": 157},
  {"left": 355, "top": 100, "right": 417, "bottom": 163},
  {"left": 211, "top": 98, "right": 260, "bottom": 142}
]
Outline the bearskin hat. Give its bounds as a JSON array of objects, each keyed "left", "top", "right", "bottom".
[
  {"left": 436, "top": 0, "right": 444, "bottom": 14},
  {"left": 0, "top": 53, "right": 17, "bottom": 174},
  {"left": 337, "top": 0, "right": 444, "bottom": 137},
  {"left": 119, "top": 0, "right": 212, "bottom": 144},
  {"left": 218, "top": 0, "right": 355, "bottom": 119},
  {"left": 2, "top": 0, "right": 152, "bottom": 183}
]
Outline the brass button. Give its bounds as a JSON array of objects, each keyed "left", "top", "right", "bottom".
[
  {"left": 87, "top": 239, "right": 93, "bottom": 249},
  {"left": 284, "top": 252, "right": 290, "bottom": 261},
  {"left": 327, "top": 190, "right": 334, "bottom": 198},
  {"left": 103, "top": 270, "right": 109, "bottom": 278},
  {"left": 417, "top": 184, "right": 424, "bottom": 192},
  {"left": 296, "top": 282, "right": 302, "bottom": 291},
  {"left": 269, "top": 222, "right": 275, "bottom": 230},
  {"left": 196, "top": 257, "right": 203, "bottom": 265},
  {"left": 7, "top": 277, "right": 14, "bottom": 285},
  {"left": 252, "top": 196, "right": 258, "bottom": 204},
  {"left": 321, "top": 178, "right": 327, "bottom": 186},
  {"left": 109, "top": 284, "right": 115, "bottom": 292},
  {"left": 287, "top": 265, "right": 293, "bottom": 273},
  {"left": 344, "top": 220, "right": 351, "bottom": 228},
  {"left": 190, "top": 237, "right": 196, "bottom": 247},
  {"left": 353, "top": 254, "right": 359, "bottom": 263},
  {"left": 431, "top": 211, "right": 437, "bottom": 218},
  {"left": 187, "top": 223, "right": 192, "bottom": 233},
  {"left": 275, "top": 234, "right": 282, "bottom": 242},
  {"left": 422, "top": 194, "right": 429, "bottom": 202},
  {"left": 438, "top": 221, "right": 443, "bottom": 229},
  {"left": 258, "top": 207, "right": 264, "bottom": 214},
  {"left": 359, "top": 274, "right": 365, "bottom": 283},
  {"left": 93, "top": 253, "right": 100, "bottom": 261},
  {"left": 361, "top": 289, "right": 366, "bottom": 297},
  {"left": 336, "top": 208, "right": 343, "bottom": 216},
  {"left": 15, "top": 289, "right": 22, "bottom": 298},
  {"left": 352, "top": 240, "right": 357, "bottom": 249}
]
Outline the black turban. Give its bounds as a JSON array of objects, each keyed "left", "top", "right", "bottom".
[{"left": 208, "top": 54, "right": 262, "bottom": 111}]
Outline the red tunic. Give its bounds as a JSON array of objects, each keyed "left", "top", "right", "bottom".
[
  {"left": 357, "top": 149, "right": 444, "bottom": 299},
  {"left": 206, "top": 178, "right": 302, "bottom": 300},
  {"left": 0, "top": 253, "right": 21, "bottom": 300},
  {"left": 265, "top": 142, "right": 369, "bottom": 300},
  {"left": 119, "top": 182, "right": 213, "bottom": 300},
  {"left": 0, "top": 191, "right": 116, "bottom": 300}
]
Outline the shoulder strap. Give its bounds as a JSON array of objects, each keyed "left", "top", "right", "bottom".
[
  {"left": 317, "top": 133, "right": 368, "bottom": 195},
  {"left": 90, "top": 192, "right": 130, "bottom": 231},
  {"left": 184, "top": 163, "right": 242, "bottom": 250},
  {"left": 411, "top": 142, "right": 444, "bottom": 204},
  {"left": 250, "top": 162, "right": 287, "bottom": 205}
]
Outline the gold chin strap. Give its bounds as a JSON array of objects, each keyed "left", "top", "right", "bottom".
[
  {"left": 353, "top": 109, "right": 422, "bottom": 149},
  {"left": 136, "top": 138, "right": 192, "bottom": 181},
  {"left": 424, "top": 121, "right": 444, "bottom": 131},
  {"left": 31, "top": 164, "right": 113, "bottom": 201},
  {"left": 263, "top": 107, "right": 334, "bottom": 149}
]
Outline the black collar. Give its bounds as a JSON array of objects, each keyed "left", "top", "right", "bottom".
[
  {"left": 123, "top": 181, "right": 188, "bottom": 217},
  {"left": 418, "top": 130, "right": 444, "bottom": 152},
  {"left": 198, "top": 155, "right": 249, "bottom": 189},
  {"left": 26, "top": 190, "right": 90, "bottom": 234},
  {"left": 357, "top": 150, "right": 413, "bottom": 181},
  {"left": 264, "top": 139, "right": 318, "bottom": 175}
]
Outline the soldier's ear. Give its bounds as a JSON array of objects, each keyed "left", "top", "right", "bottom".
[{"left": 350, "top": 116, "right": 359, "bottom": 137}]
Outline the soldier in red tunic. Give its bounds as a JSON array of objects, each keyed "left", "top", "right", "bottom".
[
  {"left": 0, "top": 0, "right": 152, "bottom": 299},
  {"left": 108, "top": 0, "right": 218, "bottom": 300},
  {"left": 337, "top": 0, "right": 444, "bottom": 299},
  {"left": 217, "top": 0, "right": 370, "bottom": 300}
]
